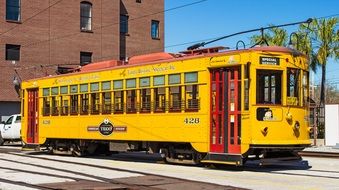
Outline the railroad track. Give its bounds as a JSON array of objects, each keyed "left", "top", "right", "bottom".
[
  {"left": 0, "top": 149, "right": 245, "bottom": 190},
  {"left": 298, "top": 151, "right": 339, "bottom": 158}
]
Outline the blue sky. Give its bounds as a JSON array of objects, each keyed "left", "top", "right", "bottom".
[{"left": 164, "top": 0, "right": 339, "bottom": 86}]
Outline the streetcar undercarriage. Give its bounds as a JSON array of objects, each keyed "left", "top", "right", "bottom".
[{"left": 23, "top": 139, "right": 309, "bottom": 166}]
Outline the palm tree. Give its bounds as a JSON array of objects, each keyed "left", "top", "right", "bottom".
[
  {"left": 250, "top": 18, "right": 338, "bottom": 107},
  {"left": 306, "top": 18, "right": 339, "bottom": 107},
  {"left": 250, "top": 26, "right": 288, "bottom": 46}
]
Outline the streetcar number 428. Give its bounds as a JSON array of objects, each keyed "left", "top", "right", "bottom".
[{"left": 184, "top": 118, "right": 200, "bottom": 124}]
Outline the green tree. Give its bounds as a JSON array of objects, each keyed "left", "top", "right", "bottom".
[
  {"left": 250, "top": 26, "right": 288, "bottom": 46},
  {"left": 306, "top": 18, "right": 339, "bottom": 107},
  {"left": 250, "top": 18, "right": 339, "bottom": 107}
]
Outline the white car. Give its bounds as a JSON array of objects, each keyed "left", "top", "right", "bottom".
[{"left": 0, "top": 114, "right": 21, "bottom": 145}]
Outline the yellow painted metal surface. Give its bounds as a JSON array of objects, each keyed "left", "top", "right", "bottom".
[{"left": 21, "top": 47, "right": 311, "bottom": 155}]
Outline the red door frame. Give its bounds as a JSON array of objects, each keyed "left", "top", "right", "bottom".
[
  {"left": 227, "top": 69, "right": 241, "bottom": 153},
  {"left": 27, "top": 89, "right": 39, "bottom": 144},
  {"left": 210, "top": 68, "right": 241, "bottom": 154},
  {"left": 210, "top": 70, "right": 225, "bottom": 152}
]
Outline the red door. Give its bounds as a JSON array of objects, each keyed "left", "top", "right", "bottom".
[
  {"left": 210, "top": 70, "right": 225, "bottom": 152},
  {"left": 210, "top": 68, "right": 241, "bottom": 154},
  {"left": 27, "top": 89, "right": 39, "bottom": 144},
  {"left": 227, "top": 68, "right": 241, "bottom": 154}
]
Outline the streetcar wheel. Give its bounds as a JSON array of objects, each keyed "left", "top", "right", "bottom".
[{"left": 71, "top": 144, "right": 84, "bottom": 157}]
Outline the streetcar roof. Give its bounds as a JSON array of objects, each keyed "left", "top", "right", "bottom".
[{"left": 22, "top": 46, "right": 306, "bottom": 83}]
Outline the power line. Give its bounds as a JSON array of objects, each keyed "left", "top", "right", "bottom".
[
  {"left": 0, "top": 0, "right": 208, "bottom": 52},
  {"left": 317, "top": 13, "right": 339, "bottom": 19},
  {"left": 0, "top": 0, "right": 63, "bottom": 37},
  {"left": 1, "top": 7, "right": 337, "bottom": 70}
]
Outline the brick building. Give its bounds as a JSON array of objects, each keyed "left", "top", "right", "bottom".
[{"left": 0, "top": 0, "right": 164, "bottom": 120}]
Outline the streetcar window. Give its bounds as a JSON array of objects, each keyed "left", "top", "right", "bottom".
[
  {"left": 139, "top": 77, "right": 150, "bottom": 87},
  {"left": 113, "top": 80, "right": 123, "bottom": 90},
  {"left": 102, "top": 81, "right": 111, "bottom": 91},
  {"left": 154, "top": 87, "right": 165, "bottom": 112},
  {"left": 102, "top": 92, "right": 112, "bottom": 114},
  {"left": 91, "top": 93, "right": 100, "bottom": 114},
  {"left": 256, "top": 70, "right": 281, "bottom": 104},
  {"left": 169, "top": 86, "right": 181, "bottom": 112},
  {"left": 90, "top": 83, "right": 99, "bottom": 92},
  {"left": 61, "top": 96, "right": 69, "bottom": 115},
  {"left": 303, "top": 71, "right": 309, "bottom": 106},
  {"left": 169, "top": 74, "right": 180, "bottom": 85},
  {"left": 287, "top": 68, "right": 300, "bottom": 106},
  {"left": 140, "top": 89, "right": 151, "bottom": 113},
  {"left": 153, "top": 75, "right": 165, "bottom": 86},
  {"left": 70, "top": 95, "right": 78, "bottom": 115},
  {"left": 80, "top": 94, "right": 89, "bottom": 115},
  {"left": 60, "top": 86, "right": 68, "bottom": 94},
  {"left": 43, "top": 97, "right": 50, "bottom": 116},
  {"left": 185, "top": 85, "right": 199, "bottom": 111},
  {"left": 80, "top": 84, "right": 88, "bottom": 93},
  {"left": 51, "top": 87, "right": 58, "bottom": 95},
  {"left": 184, "top": 72, "right": 198, "bottom": 83},
  {"left": 70, "top": 85, "right": 78, "bottom": 94},
  {"left": 244, "top": 63, "right": 250, "bottom": 110},
  {"left": 126, "top": 79, "right": 136, "bottom": 89},
  {"left": 51, "top": 96, "right": 59, "bottom": 115},
  {"left": 43, "top": 88, "right": 50, "bottom": 96},
  {"left": 114, "top": 91, "right": 124, "bottom": 113},
  {"left": 126, "top": 90, "right": 137, "bottom": 113}
]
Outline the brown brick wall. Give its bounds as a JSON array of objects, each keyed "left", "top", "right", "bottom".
[{"left": 0, "top": 0, "right": 164, "bottom": 102}]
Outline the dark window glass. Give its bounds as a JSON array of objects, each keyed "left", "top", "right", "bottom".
[
  {"left": 140, "top": 89, "right": 151, "bottom": 113},
  {"left": 120, "top": 15, "right": 128, "bottom": 34},
  {"left": 80, "top": 2, "right": 92, "bottom": 31},
  {"left": 6, "top": 44, "right": 20, "bottom": 61},
  {"left": 80, "top": 94, "right": 89, "bottom": 115},
  {"left": 114, "top": 91, "right": 124, "bottom": 113},
  {"left": 6, "top": 0, "right": 20, "bottom": 21},
  {"left": 151, "top": 20, "right": 159, "bottom": 39},
  {"left": 126, "top": 90, "right": 137, "bottom": 113},
  {"left": 102, "top": 92, "right": 111, "bottom": 114},
  {"left": 287, "top": 68, "right": 300, "bottom": 106},
  {"left": 80, "top": 52, "right": 92, "bottom": 66},
  {"left": 154, "top": 87, "right": 165, "bottom": 112},
  {"left": 169, "top": 86, "right": 181, "bottom": 111},
  {"left": 136, "top": 0, "right": 141, "bottom": 3},
  {"left": 70, "top": 95, "right": 78, "bottom": 115},
  {"left": 256, "top": 70, "right": 282, "bottom": 105}
]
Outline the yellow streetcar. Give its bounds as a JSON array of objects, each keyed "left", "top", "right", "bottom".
[{"left": 21, "top": 45, "right": 311, "bottom": 165}]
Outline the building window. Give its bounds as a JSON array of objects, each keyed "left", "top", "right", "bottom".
[
  {"left": 136, "top": 0, "right": 141, "bottom": 3},
  {"left": 80, "top": 52, "right": 92, "bottom": 66},
  {"left": 6, "top": 0, "right": 20, "bottom": 21},
  {"left": 80, "top": 2, "right": 92, "bottom": 31},
  {"left": 151, "top": 20, "right": 159, "bottom": 39},
  {"left": 120, "top": 15, "right": 128, "bottom": 34},
  {"left": 6, "top": 44, "right": 20, "bottom": 61}
]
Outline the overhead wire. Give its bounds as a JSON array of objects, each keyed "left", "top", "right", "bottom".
[
  {"left": 0, "top": 0, "right": 209, "bottom": 52},
  {"left": 0, "top": 0, "right": 63, "bottom": 37},
  {"left": 0, "top": 4, "right": 337, "bottom": 73}
]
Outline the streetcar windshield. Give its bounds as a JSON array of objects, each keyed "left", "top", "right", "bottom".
[
  {"left": 287, "top": 68, "right": 301, "bottom": 106},
  {"left": 256, "top": 70, "right": 282, "bottom": 105}
]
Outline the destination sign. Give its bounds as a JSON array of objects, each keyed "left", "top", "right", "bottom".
[{"left": 260, "top": 56, "right": 280, "bottom": 65}]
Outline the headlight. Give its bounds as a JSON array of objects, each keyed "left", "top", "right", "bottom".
[{"left": 294, "top": 121, "right": 300, "bottom": 130}]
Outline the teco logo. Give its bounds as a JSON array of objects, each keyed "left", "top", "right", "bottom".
[{"left": 99, "top": 119, "right": 114, "bottom": 136}]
